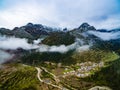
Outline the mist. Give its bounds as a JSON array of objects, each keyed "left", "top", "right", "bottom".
[
  {"left": 0, "top": 35, "right": 38, "bottom": 50},
  {"left": 88, "top": 31, "right": 120, "bottom": 41},
  {"left": 0, "top": 35, "right": 91, "bottom": 53},
  {"left": 38, "top": 43, "right": 76, "bottom": 53},
  {"left": 38, "top": 39, "right": 91, "bottom": 53},
  {"left": 0, "top": 50, "right": 13, "bottom": 64}
]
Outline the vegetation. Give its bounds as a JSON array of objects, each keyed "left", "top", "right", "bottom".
[
  {"left": 0, "top": 47, "right": 120, "bottom": 90},
  {"left": 1, "top": 22, "right": 120, "bottom": 90},
  {"left": 92, "top": 39, "right": 120, "bottom": 52},
  {"left": 59, "top": 57, "right": 120, "bottom": 90},
  {"left": 0, "top": 28, "right": 13, "bottom": 36},
  {"left": 72, "top": 50, "right": 119, "bottom": 63},
  {"left": 42, "top": 32, "right": 75, "bottom": 46},
  {"left": 21, "top": 50, "right": 75, "bottom": 66},
  {"left": 21, "top": 49, "right": 119, "bottom": 68},
  {"left": 81, "top": 58, "right": 120, "bottom": 90},
  {"left": 0, "top": 64, "right": 39, "bottom": 90}
]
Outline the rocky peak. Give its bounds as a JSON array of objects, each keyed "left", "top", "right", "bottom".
[
  {"left": 63, "top": 28, "right": 68, "bottom": 32},
  {"left": 26, "top": 23, "right": 34, "bottom": 27},
  {"left": 79, "top": 23, "right": 90, "bottom": 29},
  {"left": 77, "top": 23, "right": 96, "bottom": 32},
  {"left": 13, "top": 27, "right": 19, "bottom": 31}
]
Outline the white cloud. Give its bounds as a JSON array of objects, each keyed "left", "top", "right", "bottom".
[
  {"left": 0, "top": 35, "right": 90, "bottom": 53},
  {"left": 88, "top": 31, "right": 120, "bottom": 40},
  {"left": 38, "top": 43, "right": 76, "bottom": 53},
  {"left": 77, "top": 45, "right": 90, "bottom": 52},
  {"left": 0, "top": 0, "right": 120, "bottom": 29},
  {"left": 91, "top": 14, "right": 120, "bottom": 29},
  {"left": 38, "top": 41, "right": 91, "bottom": 53},
  {"left": 0, "top": 0, "right": 59, "bottom": 29},
  {"left": 0, "top": 50, "right": 13, "bottom": 64},
  {"left": 0, "top": 35, "right": 38, "bottom": 50}
]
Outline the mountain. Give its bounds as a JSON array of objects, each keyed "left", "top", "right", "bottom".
[
  {"left": 1, "top": 22, "right": 120, "bottom": 90},
  {"left": 69, "top": 23, "right": 96, "bottom": 37},
  {"left": 41, "top": 23, "right": 97, "bottom": 46},
  {"left": 0, "top": 23, "right": 60, "bottom": 40},
  {"left": 68, "top": 23, "right": 98, "bottom": 45},
  {"left": 72, "top": 23, "right": 96, "bottom": 33},
  {"left": 78, "top": 23, "right": 96, "bottom": 31},
  {"left": 0, "top": 28, "right": 13, "bottom": 36}
]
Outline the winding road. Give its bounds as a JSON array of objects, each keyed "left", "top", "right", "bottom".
[
  {"left": 35, "top": 67, "right": 43, "bottom": 82},
  {"left": 35, "top": 67, "right": 64, "bottom": 90}
]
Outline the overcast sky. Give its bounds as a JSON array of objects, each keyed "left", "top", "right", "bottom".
[{"left": 0, "top": 0, "right": 120, "bottom": 29}]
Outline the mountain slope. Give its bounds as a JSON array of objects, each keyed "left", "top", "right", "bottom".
[
  {"left": 0, "top": 23, "right": 60, "bottom": 40},
  {"left": 42, "top": 32, "right": 75, "bottom": 46},
  {"left": 1, "top": 22, "right": 120, "bottom": 90}
]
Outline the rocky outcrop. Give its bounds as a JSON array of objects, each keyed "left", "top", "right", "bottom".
[{"left": 78, "top": 23, "right": 96, "bottom": 32}]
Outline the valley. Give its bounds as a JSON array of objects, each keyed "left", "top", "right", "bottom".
[{"left": 0, "top": 23, "right": 120, "bottom": 90}]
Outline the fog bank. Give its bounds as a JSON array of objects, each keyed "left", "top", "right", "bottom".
[
  {"left": 88, "top": 31, "right": 120, "bottom": 40},
  {"left": 0, "top": 50, "right": 13, "bottom": 64},
  {"left": 0, "top": 35, "right": 38, "bottom": 50}
]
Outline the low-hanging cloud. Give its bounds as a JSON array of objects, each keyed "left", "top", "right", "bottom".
[
  {"left": 0, "top": 35, "right": 38, "bottom": 50},
  {"left": 0, "top": 35, "right": 91, "bottom": 53},
  {"left": 76, "top": 45, "right": 90, "bottom": 52},
  {"left": 88, "top": 31, "right": 120, "bottom": 41},
  {"left": 38, "top": 43, "right": 76, "bottom": 53},
  {"left": 38, "top": 39, "right": 91, "bottom": 53},
  {"left": 0, "top": 36, "right": 91, "bottom": 64},
  {"left": 0, "top": 50, "right": 13, "bottom": 64}
]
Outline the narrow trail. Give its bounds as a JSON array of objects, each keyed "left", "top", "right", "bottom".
[
  {"left": 41, "top": 67, "right": 60, "bottom": 83},
  {"left": 35, "top": 67, "right": 43, "bottom": 82},
  {"left": 35, "top": 67, "right": 64, "bottom": 90}
]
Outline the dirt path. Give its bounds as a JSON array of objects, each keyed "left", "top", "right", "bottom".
[
  {"left": 41, "top": 67, "right": 60, "bottom": 83},
  {"left": 35, "top": 67, "right": 43, "bottom": 82},
  {"left": 35, "top": 67, "right": 64, "bottom": 90}
]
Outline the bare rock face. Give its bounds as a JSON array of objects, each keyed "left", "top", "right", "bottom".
[
  {"left": 89, "top": 86, "right": 112, "bottom": 90},
  {"left": 78, "top": 23, "right": 96, "bottom": 32}
]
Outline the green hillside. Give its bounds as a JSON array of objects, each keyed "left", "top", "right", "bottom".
[{"left": 42, "top": 32, "right": 75, "bottom": 46}]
